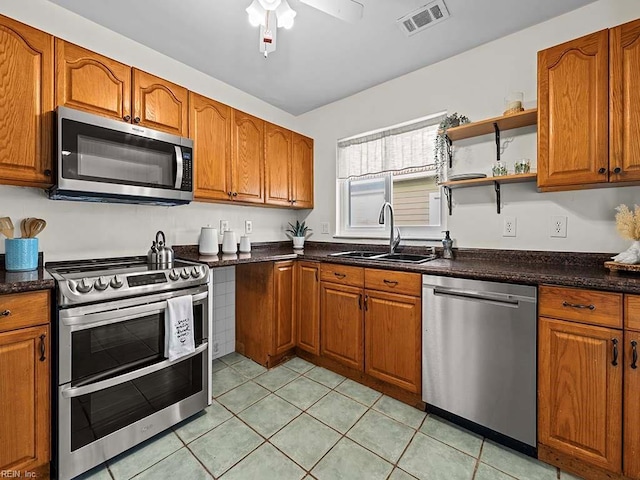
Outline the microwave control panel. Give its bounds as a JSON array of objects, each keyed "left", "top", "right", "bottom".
[{"left": 181, "top": 151, "right": 193, "bottom": 191}]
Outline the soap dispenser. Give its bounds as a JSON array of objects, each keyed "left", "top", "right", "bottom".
[{"left": 442, "top": 231, "right": 453, "bottom": 259}]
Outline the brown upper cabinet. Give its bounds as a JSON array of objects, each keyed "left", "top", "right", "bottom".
[
  {"left": 0, "top": 15, "right": 53, "bottom": 187},
  {"left": 538, "top": 18, "right": 640, "bottom": 191},
  {"left": 265, "top": 123, "right": 314, "bottom": 209},
  {"left": 56, "top": 40, "right": 188, "bottom": 136},
  {"left": 231, "top": 110, "right": 265, "bottom": 203}
]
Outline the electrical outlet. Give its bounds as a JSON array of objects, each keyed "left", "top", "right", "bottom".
[
  {"left": 245, "top": 220, "right": 253, "bottom": 235},
  {"left": 212, "top": 342, "right": 219, "bottom": 354},
  {"left": 503, "top": 216, "right": 517, "bottom": 237},
  {"left": 220, "top": 220, "right": 229, "bottom": 232},
  {"left": 321, "top": 222, "right": 330, "bottom": 234},
  {"left": 550, "top": 216, "right": 567, "bottom": 238}
]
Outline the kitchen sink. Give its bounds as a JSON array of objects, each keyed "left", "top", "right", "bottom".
[
  {"left": 329, "top": 251, "right": 437, "bottom": 263},
  {"left": 374, "top": 253, "right": 437, "bottom": 263},
  {"left": 329, "top": 251, "right": 384, "bottom": 258}
]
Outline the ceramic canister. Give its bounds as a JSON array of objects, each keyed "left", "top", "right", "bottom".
[
  {"left": 5, "top": 238, "right": 38, "bottom": 272},
  {"left": 239, "top": 236, "right": 251, "bottom": 253},
  {"left": 199, "top": 226, "right": 219, "bottom": 255},
  {"left": 222, "top": 230, "right": 237, "bottom": 254}
]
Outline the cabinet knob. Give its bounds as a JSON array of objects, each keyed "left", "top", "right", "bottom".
[
  {"left": 232, "top": 192, "right": 238, "bottom": 197},
  {"left": 133, "top": 117, "right": 141, "bottom": 123},
  {"left": 43, "top": 169, "right": 52, "bottom": 176},
  {"left": 0, "top": 310, "right": 11, "bottom": 317},
  {"left": 228, "top": 191, "right": 232, "bottom": 197},
  {"left": 598, "top": 167, "right": 606, "bottom": 174},
  {"left": 123, "top": 115, "right": 131, "bottom": 122},
  {"left": 613, "top": 167, "right": 622, "bottom": 174}
]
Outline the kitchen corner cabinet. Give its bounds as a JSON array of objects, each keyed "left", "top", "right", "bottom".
[
  {"left": 538, "top": 18, "right": 640, "bottom": 191},
  {"left": 296, "top": 261, "right": 320, "bottom": 355},
  {"left": 132, "top": 69, "right": 188, "bottom": 136},
  {"left": 0, "top": 15, "right": 53, "bottom": 187},
  {"left": 235, "top": 261, "right": 295, "bottom": 367},
  {"left": 265, "top": 124, "right": 314, "bottom": 209},
  {"left": 55, "top": 39, "right": 131, "bottom": 122},
  {"left": 0, "top": 291, "right": 51, "bottom": 477}
]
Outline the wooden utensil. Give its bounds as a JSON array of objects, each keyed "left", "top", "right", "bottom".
[
  {"left": 0, "top": 217, "right": 14, "bottom": 239},
  {"left": 27, "top": 218, "right": 46, "bottom": 238},
  {"left": 21, "top": 217, "right": 32, "bottom": 238}
]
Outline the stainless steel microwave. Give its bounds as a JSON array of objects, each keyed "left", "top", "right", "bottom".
[{"left": 50, "top": 106, "right": 193, "bottom": 205}]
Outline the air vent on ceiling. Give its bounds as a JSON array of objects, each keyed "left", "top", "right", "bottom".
[{"left": 397, "top": 0, "right": 450, "bottom": 37}]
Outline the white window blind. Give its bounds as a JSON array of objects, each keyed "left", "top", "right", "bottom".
[{"left": 337, "top": 113, "right": 446, "bottom": 179}]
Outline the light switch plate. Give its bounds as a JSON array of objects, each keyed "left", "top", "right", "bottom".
[{"left": 321, "top": 222, "right": 330, "bottom": 234}]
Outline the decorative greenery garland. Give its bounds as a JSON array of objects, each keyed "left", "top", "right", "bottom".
[{"left": 434, "top": 113, "right": 470, "bottom": 183}]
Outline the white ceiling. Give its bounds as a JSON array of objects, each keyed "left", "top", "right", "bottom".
[{"left": 49, "top": 0, "right": 597, "bottom": 115}]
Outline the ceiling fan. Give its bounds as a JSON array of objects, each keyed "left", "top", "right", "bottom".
[{"left": 246, "top": 0, "right": 364, "bottom": 57}]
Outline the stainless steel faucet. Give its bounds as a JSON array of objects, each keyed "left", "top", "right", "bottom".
[{"left": 378, "top": 202, "right": 401, "bottom": 254}]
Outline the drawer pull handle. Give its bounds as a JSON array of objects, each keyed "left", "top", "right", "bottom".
[
  {"left": 562, "top": 301, "right": 595, "bottom": 310},
  {"left": 612, "top": 338, "right": 619, "bottom": 367},
  {"left": 383, "top": 280, "right": 398, "bottom": 286},
  {"left": 0, "top": 310, "right": 10, "bottom": 317},
  {"left": 334, "top": 272, "right": 346, "bottom": 279},
  {"left": 632, "top": 341, "right": 638, "bottom": 370},
  {"left": 39, "top": 334, "right": 46, "bottom": 362}
]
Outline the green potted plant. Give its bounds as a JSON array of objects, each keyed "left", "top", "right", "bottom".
[
  {"left": 434, "top": 112, "right": 470, "bottom": 183},
  {"left": 286, "top": 220, "right": 311, "bottom": 249}
]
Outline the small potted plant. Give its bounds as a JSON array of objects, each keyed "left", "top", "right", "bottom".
[{"left": 286, "top": 220, "right": 311, "bottom": 249}]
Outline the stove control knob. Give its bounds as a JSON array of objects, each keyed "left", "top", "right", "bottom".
[
  {"left": 110, "top": 275, "right": 124, "bottom": 289},
  {"left": 169, "top": 269, "right": 180, "bottom": 281},
  {"left": 94, "top": 276, "right": 109, "bottom": 291},
  {"left": 76, "top": 278, "right": 93, "bottom": 294},
  {"left": 67, "top": 279, "right": 77, "bottom": 292},
  {"left": 180, "top": 268, "right": 191, "bottom": 279},
  {"left": 191, "top": 267, "right": 200, "bottom": 278}
]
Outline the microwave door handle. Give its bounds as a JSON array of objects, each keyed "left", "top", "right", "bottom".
[
  {"left": 174, "top": 146, "right": 184, "bottom": 189},
  {"left": 60, "top": 342, "right": 208, "bottom": 399}
]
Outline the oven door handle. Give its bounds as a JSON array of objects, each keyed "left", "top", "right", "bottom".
[
  {"left": 60, "top": 342, "right": 208, "bottom": 399},
  {"left": 61, "top": 291, "right": 208, "bottom": 328}
]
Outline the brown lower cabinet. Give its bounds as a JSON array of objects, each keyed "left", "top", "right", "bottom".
[
  {"left": 235, "top": 260, "right": 296, "bottom": 367},
  {"left": 0, "top": 291, "right": 50, "bottom": 478},
  {"left": 296, "top": 261, "right": 320, "bottom": 355},
  {"left": 624, "top": 329, "right": 640, "bottom": 479}
]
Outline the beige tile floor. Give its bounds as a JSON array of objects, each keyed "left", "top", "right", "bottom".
[{"left": 74, "top": 353, "right": 583, "bottom": 480}]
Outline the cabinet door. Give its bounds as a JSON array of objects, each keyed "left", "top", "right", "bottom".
[
  {"left": 189, "top": 92, "right": 232, "bottom": 202},
  {"left": 273, "top": 261, "right": 296, "bottom": 356},
  {"left": 132, "top": 68, "right": 188, "bottom": 136},
  {"left": 538, "top": 30, "right": 609, "bottom": 189},
  {"left": 56, "top": 39, "right": 131, "bottom": 122},
  {"left": 0, "top": 15, "right": 53, "bottom": 187},
  {"left": 291, "top": 133, "right": 314, "bottom": 209},
  {"left": 364, "top": 290, "right": 421, "bottom": 393},
  {"left": 538, "top": 317, "right": 622, "bottom": 472},
  {"left": 321, "top": 282, "right": 364, "bottom": 370},
  {"left": 297, "top": 261, "right": 320, "bottom": 355},
  {"left": 0, "top": 325, "right": 49, "bottom": 474},
  {"left": 265, "top": 123, "right": 292, "bottom": 207},
  {"left": 624, "top": 330, "right": 640, "bottom": 478},
  {"left": 231, "top": 110, "right": 265, "bottom": 204},
  {"left": 610, "top": 18, "right": 640, "bottom": 183}
]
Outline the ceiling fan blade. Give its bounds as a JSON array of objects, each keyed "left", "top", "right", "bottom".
[{"left": 300, "top": 0, "right": 364, "bottom": 23}]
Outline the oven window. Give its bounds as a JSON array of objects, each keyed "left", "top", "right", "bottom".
[
  {"left": 71, "top": 353, "right": 203, "bottom": 451},
  {"left": 71, "top": 304, "right": 204, "bottom": 385},
  {"left": 61, "top": 119, "right": 177, "bottom": 189}
]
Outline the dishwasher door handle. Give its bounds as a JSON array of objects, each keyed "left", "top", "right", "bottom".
[{"left": 432, "top": 288, "right": 521, "bottom": 308}]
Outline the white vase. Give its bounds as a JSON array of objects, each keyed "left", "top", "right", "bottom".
[
  {"left": 292, "top": 236, "right": 305, "bottom": 249},
  {"left": 612, "top": 240, "right": 640, "bottom": 264}
]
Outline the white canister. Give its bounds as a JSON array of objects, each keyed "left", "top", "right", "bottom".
[
  {"left": 222, "top": 230, "right": 237, "bottom": 254},
  {"left": 199, "top": 226, "right": 219, "bottom": 255},
  {"left": 239, "top": 236, "right": 251, "bottom": 253}
]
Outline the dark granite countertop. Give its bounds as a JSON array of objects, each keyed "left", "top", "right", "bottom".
[
  {"left": 0, "top": 267, "right": 54, "bottom": 294},
  {"left": 176, "top": 242, "right": 640, "bottom": 294}
]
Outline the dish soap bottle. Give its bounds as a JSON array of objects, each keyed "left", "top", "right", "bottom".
[{"left": 442, "top": 231, "right": 453, "bottom": 259}]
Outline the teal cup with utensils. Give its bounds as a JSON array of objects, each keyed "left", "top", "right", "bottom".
[{"left": 5, "top": 238, "right": 38, "bottom": 271}]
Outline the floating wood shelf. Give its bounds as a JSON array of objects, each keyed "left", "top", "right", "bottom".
[
  {"left": 440, "top": 173, "right": 537, "bottom": 189},
  {"left": 441, "top": 173, "right": 537, "bottom": 215},
  {"left": 444, "top": 108, "right": 538, "bottom": 142}
]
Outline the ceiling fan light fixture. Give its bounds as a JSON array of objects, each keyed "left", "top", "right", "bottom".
[
  {"left": 246, "top": 0, "right": 266, "bottom": 26},
  {"left": 258, "top": 0, "right": 282, "bottom": 11},
  {"left": 276, "top": 0, "right": 296, "bottom": 29}
]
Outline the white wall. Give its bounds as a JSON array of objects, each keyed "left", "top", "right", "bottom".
[
  {"left": 298, "top": 0, "right": 640, "bottom": 253},
  {"left": 0, "top": 0, "right": 305, "bottom": 261}
]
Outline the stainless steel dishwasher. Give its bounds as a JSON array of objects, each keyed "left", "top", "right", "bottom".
[{"left": 422, "top": 275, "right": 537, "bottom": 452}]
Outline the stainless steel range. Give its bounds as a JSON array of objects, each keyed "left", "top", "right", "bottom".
[{"left": 47, "top": 256, "right": 210, "bottom": 480}]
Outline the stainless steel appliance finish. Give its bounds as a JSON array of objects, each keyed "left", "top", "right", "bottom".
[
  {"left": 50, "top": 106, "right": 193, "bottom": 205},
  {"left": 48, "top": 256, "right": 210, "bottom": 480},
  {"left": 422, "top": 275, "right": 537, "bottom": 448}
]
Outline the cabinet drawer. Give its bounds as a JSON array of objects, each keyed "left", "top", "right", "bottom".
[
  {"left": 0, "top": 291, "right": 50, "bottom": 333},
  {"left": 539, "top": 285, "right": 622, "bottom": 328},
  {"left": 626, "top": 295, "right": 640, "bottom": 331},
  {"left": 365, "top": 269, "right": 421, "bottom": 296},
  {"left": 320, "top": 263, "right": 364, "bottom": 287}
]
